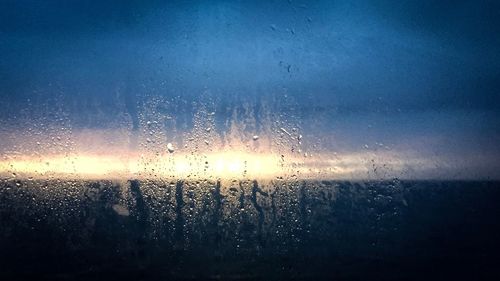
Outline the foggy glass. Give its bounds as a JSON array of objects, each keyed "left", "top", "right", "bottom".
[{"left": 1, "top": 1, "right": 499, "bottom": 280}]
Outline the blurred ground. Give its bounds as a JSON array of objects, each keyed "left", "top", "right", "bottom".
[{"left": 1, "top": 179, "right": 499, "bottom": 280}]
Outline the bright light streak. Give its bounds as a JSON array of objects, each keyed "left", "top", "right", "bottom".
[
  {"left": 0, "top": 150, "right": 439, "bottom": 180},
  {"left": 0, "top": 151, "right": 286, "bottom": 180}
]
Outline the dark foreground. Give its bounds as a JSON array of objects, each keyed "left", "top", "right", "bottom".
[{"left": 1, "top": 179, "right": 499, "bottom": 280}]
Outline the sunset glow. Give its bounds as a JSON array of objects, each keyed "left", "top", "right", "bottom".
[{"left": 0, "top": 149, "right": 442, "bottom": 181}]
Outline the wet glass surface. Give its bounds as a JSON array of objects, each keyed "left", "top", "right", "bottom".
[{"left": 1, "top": 1, "right": 500, "bottom": 280}]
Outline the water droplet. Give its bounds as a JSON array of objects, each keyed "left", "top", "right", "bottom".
[
  {"left": 167, "top": 143, "right": 175, "bottom": 153},
  {"left": 280, "top": 127, "right": 291, "bottom": 137}
]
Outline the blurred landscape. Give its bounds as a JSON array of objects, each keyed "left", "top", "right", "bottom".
[{"left": 1, "top": 179, "right": 499, "bottom": 280}]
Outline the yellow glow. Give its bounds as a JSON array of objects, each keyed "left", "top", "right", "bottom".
[
  {"left": 0, "top": 151, "right": 288, "bottom": 180},
  {"left": 0, "top": 150, "right": 435, "bottom": 181},
  {"left": 174, "top": 159, "right": 191, "bottom": 176}
]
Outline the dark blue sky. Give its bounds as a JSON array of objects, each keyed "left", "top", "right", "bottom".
[{"left": 0, "top": 0, "right": 499, "bottom": 178}]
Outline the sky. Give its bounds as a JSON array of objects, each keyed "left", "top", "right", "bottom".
[{"left": 0, "top": 0, "right": 499, "bottom": 179}]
